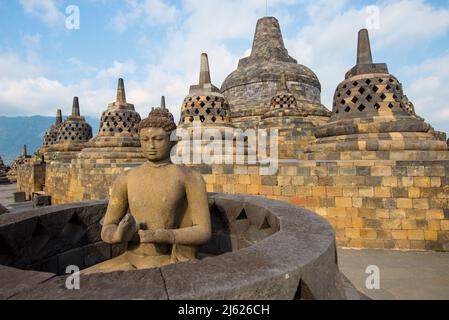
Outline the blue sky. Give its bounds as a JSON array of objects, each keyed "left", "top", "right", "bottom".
[{"left": 1, "top": 0, "right": 449, "bottom": 134}]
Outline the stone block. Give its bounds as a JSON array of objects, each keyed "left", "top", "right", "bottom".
[
  {"left": 312, "top": 186, "right": 326, "bottom": 197},
  {"left": 371, "top": 166, "right": 392, "bottom": 176},
  {"left": 358, "top": 187, "right": 374, "bottom": 197},
  {"left": 408, "top": 230, "right": 425, "bottom": 241},
  {"left": 382, "top": 177, "right": 398, "bottom": 187},
  {"left": 397, "top": 198, "right": 413, "bottom": 209},
  {"left": 277, "top": 176, "right": 291, "bottom": 186},
  {"left": 238, "top": 175, "right": 251, "bottom": 185},
  {"left": 428, "top": 220, "right": 441, "bottom": 231},
  {"left": 413, "top": 177, "right": 430, "bottom": 188},
  {"left": 392, "top": 230, "right": 407, "bottom": 240},
  {"left": 425, "top": 230, "right": 438, "bottom": 241},
  {"left": 402, "top": 219, "right": 417, "bottom": 230},
  {"left": 408, "top": 187, "right": 421, "bottom": 198},
  {"left": 412, "top": 199, "right": 429, "bottom": 210},
  {"left": 374, "top": 187, "right": 391, "bottom": 198},
  {"left": 13, "top": 192, "right": 26, "bottom": 203},
  {"left": 32, "top": 193, "right": 51, "bottom": 207},
  {"left": 360, "top": 229, "right": 377, "bottom": 240},
  {"left": 441, "top": 220, "right": 449, "bottom": 231},
  {"left": 57, "top": 248, "right": 84, "bottom": 275},
  {"left": 335, "top": 197, "right": 352, "bottom": 208},
  {"left": 83, "top": 242, "right": 111, "bottom": 268},
  {"left": 410, "top": 241, "right": 425, "bottom": 250}
]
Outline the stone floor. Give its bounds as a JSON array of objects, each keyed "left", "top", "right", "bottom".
[
  {"left": 338, "top": 248, "right": 449, "bottom": 300},
  {"left": 1, "top": 184, "right": 448, "bottom": 300},
  {"left": 0, "top": 183, "right": 33, "bottom": 212}
]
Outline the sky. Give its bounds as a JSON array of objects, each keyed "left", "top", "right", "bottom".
[{"left": 1, "top": 0, "right": 449, "bottom": 133}]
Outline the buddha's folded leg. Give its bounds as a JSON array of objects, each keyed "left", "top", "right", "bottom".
[
  {"left": 81, "top": 252, "right": 136, "bottom": 275},
  {"left": 130, "top": 254, "right": 172, "bottom": 270}
]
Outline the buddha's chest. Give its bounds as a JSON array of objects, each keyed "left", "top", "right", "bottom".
[{"left": 126, "top": 170, "right": 186, "bottom": 227}]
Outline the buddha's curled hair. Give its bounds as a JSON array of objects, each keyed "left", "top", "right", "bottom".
[{"left": 139, "top": 107, "right": 177, "bottom": 132}]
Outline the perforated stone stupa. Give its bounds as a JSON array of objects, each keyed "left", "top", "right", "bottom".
[
  {"left": 221, "top": 17, "right": 330, "bottom": 131},
  {"left": 48, "top": 97, "right": 93, "bottom": 162},
  {"left": 260, "top": 71, "right": 315, "bottom": 158},
  {"left": 305, "top": 29, "right": 449, "bottom": 161},
  {"left": 8, "top": 144, "right": 31, "bottom": 182},
  {"left": 77, "top": 79, "right": 143, "bottom": 161},
  {"left": 39, "top": 109, "right": 63, "bottom": 157},
  {"left": 179, "top": 53, "right": 233, "bottom": 132}
]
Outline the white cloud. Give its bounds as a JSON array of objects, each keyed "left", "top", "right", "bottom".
[
  {"left": 0, "top": 52, "right": 43, "bottom": 80},
  {"left": 96, "top": 60, "right": 137, "bottom": 79},
  {"left": 0, "top": 53, "right": 135, "bottom": 118},
  {"left": 21, "top": 33, "right": 41, "bottom": 48},
  {"left": 110, "top": 0, "right": 180, "bottom": 32},
  {"left": 67, "top": 57, "right": 99, "bottom": 74},
  {"left": 19, "top": 0, "right": 65, "bottom": 26},
  {"left": 399, "top": 53, "right": 449, "bottom": 133}
]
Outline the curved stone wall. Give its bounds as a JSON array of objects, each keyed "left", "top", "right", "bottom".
[{"left": 0, "top": 194, "right": 347, "bottom": 300}]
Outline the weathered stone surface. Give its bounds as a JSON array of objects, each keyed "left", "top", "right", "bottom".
[
  {"left": 0, "top": 265, "right": 55, "bottom": 299},
  {"left": 0, "top": 194, "right": 350, "bottom": 300},
  {"left": 32, "top": 193, "right": 51, "bottom": 207},
  {"left": 0, "top": 204, "right": 8, "bottom": 215},
  {"left": 221, "top": 17, "right": 330, "bottom": 130},
  {"left": 14, "top": 192, "right": 26, "bottom": 203},
  {"left": 12, "top": 268, "right": 167, "bottom": 300},
  {"left": 83, "top": 242, "right": 111, "bottom": 268},
  {"left": 306, "top": 29, "right": 449, "bottom": 160}
]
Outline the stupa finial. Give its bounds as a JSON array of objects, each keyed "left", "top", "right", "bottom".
[
  {"left": 357, "top": 29, "right": 373, "bottom": 65},
  {"left": 56, "top": 109, "right": 62, "bottom": 125},
  {"left": 199, "top": 53, "right": 211, "bottom": 86},
  {"left": 116, "top": 78, "right": 126, "bottom": 103},
  {"left": 72, "top": 97, "right": 80, "bottom": 116}
]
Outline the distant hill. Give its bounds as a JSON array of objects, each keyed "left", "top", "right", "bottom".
[{"left": 0, "top": 116, "right": 99, "bottom": 165}]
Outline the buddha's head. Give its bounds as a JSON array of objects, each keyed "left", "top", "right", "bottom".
[{"left": 138, "top": 106, "right": 177, "bottom": 163}]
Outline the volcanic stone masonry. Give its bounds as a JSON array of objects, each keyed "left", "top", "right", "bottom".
[
  {"left": 8, "top": 144, "right": 31, "bottom": 183},
  {"left": 221, "top": 16, "right": 330, "bottom": 134},
  {"left": 259, "top": 70, "right": 316, "bottom": 158},
  {"left": 15, "top": 17, "right": 449, "bottom": 251},
  {"left": 0, "top": 157, "right": 10, "bottom": 185}
]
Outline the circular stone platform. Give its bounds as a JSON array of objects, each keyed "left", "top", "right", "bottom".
[{"left": 0, "top": 194, "right": 355, "bottom": 300}]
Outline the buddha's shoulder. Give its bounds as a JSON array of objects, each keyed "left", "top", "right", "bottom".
[
  {"left": 123, "top": 163, "right": 201, "bottom": 179},
  {"left": 174, "top": 164, "right": 205, "bottom": 183}
]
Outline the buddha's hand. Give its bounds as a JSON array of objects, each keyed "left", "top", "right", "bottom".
[
  {"left": 114, "top": 213, "right": 138, "bottom": 243},
  {"left": 138, "top": 229, "right": 175, "bottom": 244}
]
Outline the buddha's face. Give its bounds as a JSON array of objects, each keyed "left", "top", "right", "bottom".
[{"left": 140, "top": 127, "right": 173, "bottom": 163}]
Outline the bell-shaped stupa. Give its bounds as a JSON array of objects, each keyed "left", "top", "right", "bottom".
[
  {"left": 179, "top": 53, "right": 233, "bottom": 132},
  {"left": 49, "top": 97, "right": 93, "bottom": 162},
  {"left": 305, "top": 29, "right": 449, "bottom": 161},
  {"left": 221, "top": 17, "right": 330, "bottom": 130},
  {"left": 77, "top": 78, "right": 144, "bottom": 161}
]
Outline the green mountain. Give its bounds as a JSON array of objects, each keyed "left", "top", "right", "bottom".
[{"left": 0, "top": 116, "right": 99, "bottom": 165}]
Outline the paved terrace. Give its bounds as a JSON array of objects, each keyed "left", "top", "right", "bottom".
[
  {"left": 0, "top": 183, "right": 32, "bottom": 212},
  {"left": 0, "top": 184, "right": 448, "bottom": 300}
]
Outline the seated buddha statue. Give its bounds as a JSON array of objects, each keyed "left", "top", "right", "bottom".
[{"left": 83, "top": 105, "right": 211, "bottom": 274}]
